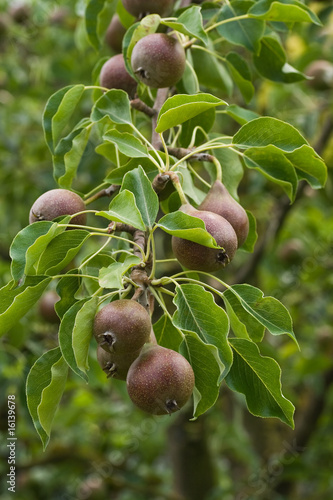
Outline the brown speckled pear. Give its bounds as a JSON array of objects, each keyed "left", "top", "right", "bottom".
[
  {"left": 126, "top": 345, "right": 195, "bottom": 415},
  {"left": 105, "top": 14, "right": 126, "bottom": 53},
  {"left": 29, "top": 189, "right": 86, "bottom": 226},
  {"left": 97, "top": 345, "right": 141, "bottom": 381},
  {"left": 172, "top": 204, "right": 238, "bottom": 272},
  {"left": 131, "top": 33, "right": 186, "bottom": 88},
  {"left": 122, "top": 0, "right": 175, "bottom": 17},
  {"left": 93, "top": 299, "right": 151, "bottom": 354},
  {"left": 100, "top": 53, "right": 137, "bottom": 97},
  {"left": 199, "top": 180, "right": 249, "bottom": 246}
]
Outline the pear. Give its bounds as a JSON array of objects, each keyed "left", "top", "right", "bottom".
[
  {"left": 171, "top": 204, "right": 238, "bottom": 272},
  {"left": 97, "top": 345, "right": 141, "bottom": 381},
  {"left": 131, "top": 33, "right": 186, "bottom": 88},
  {"left": 29, "top": 189, "right": 86, "bottom": 226},
  {"left": 126, "top": 344, "right": 195, "bottom": 415},
  {"left": 199, "top": 180, "right": 249, "bottom": 247},
  {"left": 93, "top": 299, "right": 151, "bottom": 354}
]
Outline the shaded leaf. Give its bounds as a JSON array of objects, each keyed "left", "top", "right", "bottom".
[{"left": 97, "top": 190, "right": 146, "bottom": 230}]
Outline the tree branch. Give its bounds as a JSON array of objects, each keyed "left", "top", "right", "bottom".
[{"left": 130, "top": 98, "right": 156, "bottom": 117}]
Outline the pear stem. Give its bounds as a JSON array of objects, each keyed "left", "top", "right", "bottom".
[
  {"left": 212, "top": 156, "right": 222, "bottom": 182},
  {"left": 167, "top": 172, "right": 188, "bottom": 205}
]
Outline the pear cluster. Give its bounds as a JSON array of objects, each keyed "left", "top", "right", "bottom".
[
  {"left": 94, "top": 299, "right": 195, "bottom": 415},
  {"left": 172, "top": 181, "right": 249, "bottom": 272}
]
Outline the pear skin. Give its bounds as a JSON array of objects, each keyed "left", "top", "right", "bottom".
[
  {"left": 199, "top": 181, "right": 249, "bottom": 246},
  {"left": 172, "top": 204, "right": 238, "bottom": 272}
]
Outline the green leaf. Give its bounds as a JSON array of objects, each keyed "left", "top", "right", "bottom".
[
  {"left": 104, "top": 157, "right": 159, "bottom": 184},
  {"left": 85, "top": 0, "right": 115, "bottom": 50},
  {"left": 103, "top": 129, "right": 148, "bottom": 158},
  {"left": 179, "top": 107, "right": 216, "bottom": 148},
  {"left": 123, "top": 15, "right": 161, "bottom": 78},
  {"left": 99, "top": 255, "right": 141, "bottom": 289},
  {"left": 173, "top": 284, "right": 233, "bottom": 379},
  {"left": 36, "top": 230, "right": 91, "bottom": 276},
  {"left": 157, "top": 211, "right": 220, "bottom": 248},
  {"left": 233, "top": 116, "right": 308, "bottom": 151},
  {"left": 96, "top": 190, "right": 146, "bottom": 230},
  {"left": 224, "top": 284, "right": 297, "bottom": 344},
  {"left": 253, "top": 36, "right": 306, "bottom": 83},
  {"left": 180, "top": 332, "right": 222, "bottom": 418},
  {"left": 153, "top": 314, "right": 183, "bottom": 352},
  {"left": 242, "top": 146, "right": 298, "bottom": 201},
  {"left": 241, "top": 210, "right": 257, "bottom": 252},
  {"left": 223, "top": 289, "right": 265, "bottom": 342},
  {"left": 285, "top": 145, "right": 327, "bottom": 188},
  {"left": 225, "top": 104, "right": 259, "bottom": 125},
  {"left": 226, "top": 338, "right": 295, "bottom": 427},
  {"left": 156, "top": 93, "right": 226, "bottom": 133},
  {"left": 91, "top": 89, "right": 132, "bottom": 125},
  {"left": 59, "top": 299, "right": 95, "bottom": 381},
  {"left": 191, "top": 47, "right": 233, "bottom": 95},
  {"left": 226, "top": 53, "right": 254, "bottom": 103},
  {"left": 161, "top": 6, "right": 208, "bottom": 45},
  {"left": 26, "top": 347, "right": 68, "bottom": 449},
  {"left": 121, "top": 166, "right": 159, "bottom": 228},
  {"left": 43, "top": 85, "right": 85, "bottom": 154},
  {"left": 55, "top": 270, "right": 82, "bottom": 319},
  {"left": 53, "top": 126, "right": 91, "bottom": 189},
  {"left": 10, "top": 222, "right": 64, "bottom": 281},
  {"left": 72, "top": 297, "right": 99, "bottom": 373},
  {"left": 0, "top": 276, "right": 52, "bottom": 336},
  {"left": 217, "top": 1, "right": 265, "bottom": 54},
  {"left": 249, "top": 0, "right": 322, "bottom": 25}
]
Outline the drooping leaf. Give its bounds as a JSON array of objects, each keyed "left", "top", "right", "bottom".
[
  {"left": 53, "top": 126, "right": 91, "bottom": 189},
  {"left": 180, "top": 332, "right": 222, "bottom": 418},
  {"left": 216, "top": 1, "right": 265, "bottom": 54},
  {"left": 85, "top": 0, "right": 115, "bottom": 50},
  {"left": 226, "top": 52, "right": 254, "bottom": 103},
  {"left": 224, "top": 284, "right": 297, "bottom": 344},
  {"left": 249, "top": 0, "right": 321, "bottom": 25},
  {"left": 10, "top": 222, "right": 64, "bottom": 282},
  {"left": 157, "top": 211, "right": 220, "bottom": 248},
  {"left": 59, "top": 299, "right": 96, "bottom": 381},
  {"left": 223, "top": 289, "right": 265, "bottom": 342},
  {"left": 72, "top": 297, "right": 99, "bottom": 373},
  {"left": 36, "top": 230, "right": 90, "bottom": 276},
  {"left": 156, "top": 93, "right": 226, "bottom": 133},
  {"left": 225, "top": 104, "right": 259, "bottom": 125},
  {"left": 55, "top": 269, "right": 82, "bottom": 319},
  {"left": 26, "top": 347, "right": 68, "bottom": 449},
  {"left": 121, "top": 166, "right": 159, "bottom": 228},
  {"left": 173, "top": 284, "right": 233, "bottom": 379},
  {"left": 253, "top": 36, "right": 306, "bottom": 83},
  {"left": 43, "top": 85, "right": 85, "bottom": 154},
  {"left": 226, "top": 338, "right": 295, "bottom": 427},
  {"left": 0, "top": 276, "right": 52, "bottom": 336},
  {"left": 97, "top": 190, "right": 146, "bottom": 230},
  {"left": 153, "top": 314, "right": 183, "bottom": 352}
]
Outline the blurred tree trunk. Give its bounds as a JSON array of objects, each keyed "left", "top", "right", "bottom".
[{"left": 168, "top": 410, "right": 216, "bottom": 500}]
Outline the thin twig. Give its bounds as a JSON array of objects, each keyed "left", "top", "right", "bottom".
[{"left": 130, "top": 98, "right": 156, "bottom": 117}]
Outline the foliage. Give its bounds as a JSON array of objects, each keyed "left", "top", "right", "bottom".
[{"left": 1, "top": 0, "right": 333, "bottom": 499}]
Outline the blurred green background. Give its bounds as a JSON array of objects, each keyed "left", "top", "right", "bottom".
[{"left": 0, "top": 1, "right": 333, "bottom": 499}]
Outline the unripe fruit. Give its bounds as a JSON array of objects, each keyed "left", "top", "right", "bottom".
[
  {"left": 93, "top": 299, "right": 151, "bottom": 354},
  {"left": 199, "top": 180, "right": 249, "bottom": 247},
  {"left": 126, "top": 345, "right": 195, "bottom": 415},
  {"left": 97, "top": 345, "right": 141, "bottom": 381},
  {"left": 122, "top": 0, "right": 175, "bottom": 17},
  {"left": 172, "top": 204, "right": 238, "bottom": 272},
  {"left": 100, "top": 54, "right": 137, "bottom": 97},
  {"left": 131, "top": 33, "right": 186, "bottom": 88},
  {"left": 39, "top": 291, "right": 60, "bottom": 324},
  {"left": 105, "top": 14, "right": 126, "bottom": 53},
  {"left": 29, "top": 189, "right": 86, "bottom": 226}
]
